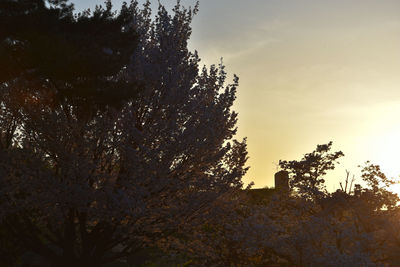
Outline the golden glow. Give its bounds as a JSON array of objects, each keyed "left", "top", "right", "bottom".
[
  {"left": 367, "top": 121, "right": 400, "bottom": 179},
  {"left": 360, "top": 113, "right": 400, "bottom": 195},
  {"left": 189, "top": 1, "right": 400, "bottom": 190}
]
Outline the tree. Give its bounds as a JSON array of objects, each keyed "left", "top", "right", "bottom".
[
  {"left": 357, "top": 161, "right": 398, "bottom": 211},
  {"left": 192, "top": 184, "right": 381, "bottom": 266},
  {"left": 0, "top": 0, "right": 138, "bottom": 111},
  {"left": 279, "top": 142, "right": 344, "bottom": 200},
  {"left": 0, "top": 1, "right": 249, "bottom": 266},
  {"left": 213, "top": 144, "right": 391, "bottom": 266},
  {"left": 273, "top": 144, "right": 399, "bottom": 266}
]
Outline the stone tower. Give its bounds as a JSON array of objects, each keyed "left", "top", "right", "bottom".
[{"left": 274, "top": 170, "right": 289, "bottom": 191}]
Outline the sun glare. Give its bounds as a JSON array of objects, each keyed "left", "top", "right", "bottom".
[{"left": 365, "top": 121, "right": 400, "bottom": 196}]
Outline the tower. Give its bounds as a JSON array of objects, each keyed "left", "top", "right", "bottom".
[{"left": 274, "top": 170, "right": 289, "bottom": 191}]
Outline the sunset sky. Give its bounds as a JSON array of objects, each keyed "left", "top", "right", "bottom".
[{"left": 76, "top": 0, "right": 400, "bottom": 191}]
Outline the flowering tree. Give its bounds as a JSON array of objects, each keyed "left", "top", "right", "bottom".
[
  {"left": 196, "top": 144, "right": 398, "bottom": 266},
  {"left": 196, "top": 192, "right": 379, "bottom": 266},
  {"left": 0, "top": 1, "right": 248, "bottom": 265}
]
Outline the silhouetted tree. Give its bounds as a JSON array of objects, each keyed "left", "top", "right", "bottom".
[
  {"left": 0, "top": 0, "right": 138, "bottom": 111},
  {"left": 213, "top": 144, "right": 395, "bottom": 266},
  {"left": 358, "top": 161, "right": 398, "bottom": 210},
  {"left": 0, "top": 1, "right": 249, "bottom": 266},
  {"left": 279, "top": 142, "right": 344, "bottom": 200}
]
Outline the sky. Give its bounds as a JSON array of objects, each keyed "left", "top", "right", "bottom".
[{"left": 75, "top": 0, "right": 400, "bottom": 191}]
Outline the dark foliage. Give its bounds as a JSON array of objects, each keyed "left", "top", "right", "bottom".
[
  {"left": 0, "top": 0, "right": 138, "bottom": 110},
  {"left": 279, "top": 142, "right": 344, "bottom": 200}
]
